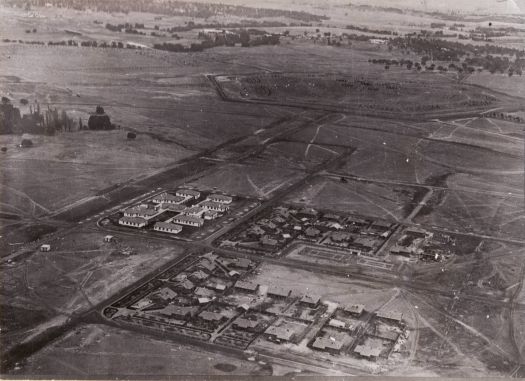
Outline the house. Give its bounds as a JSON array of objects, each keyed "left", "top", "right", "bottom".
[
  {"left": 406, "top": 227, "right": 431, "bottom": 239},
  {"left": 234, "top": 280, "right": 258, "bottom": 293},
  {"left": 103, "top": 235, "right": 114, "bottom": 243},
  {"left": 154, "top": 222, "right": 183, "bottom": 234},
  {"left": 159, "top": 203, "right": 187, "bottom": 213},
  {"left": 230, "top": 258, "right": 252, "bottom": 270},
  {"left": 370, "top": 220, "right": 392, "bottom": 231},
  {"left": 300, "top": 295, "right": 321, "bottom": 307},
  {"left": 198, "top": 258, "right": 216, "bottom": 272},
  {"left": 190, "top": 270, "right": 209, "bottom": 281},
  {"left": 176, "top": 189, "right": 201, "bottom": 199},
  {"left": 247, "top": 226, "right": 266, "bottom": 239},
  {"left": 328, "top": 319, "right": 346, "bottom": 329},
  {"left": 172, "top": 215, "right": 204, "bottom": 227},
  {"left": 304, "top": 227, "right": 321, "bottom": 238},
  {"left": 158, "top": 305, "right": 198, "bottom": 320},
  {"left": 297, "top": 207, "right": 319, "bottom": 219},
  {"left": 199, "top": 311, "right": 224, "bottom": 322},
  {"left": 151, "top": 192, "right": 186, "bottom": 205},
  {"left": 199, "top": 200, "right": 229, "bottom": 212},
  {"left": 198, "top": 297, "right": 213, "bottom": 304},
  {"left": 354, "top": 343, "right": 382, "bottom": 360},
  {"left": 312, "top": 336, "right": 344, "bottom": 354},
  {"left": 344, "top": 304, "right": 365, "bottom": 317},
  {"left": 207, "top": 194, "right": 233, "bottom": 204},
  {"left": 260, "top": 235, "right": 278, "bottom": 247},
  {"left": 233, "top": 318, "right": 259, "bottom": 331},
  {"left": 173, "top": 273, "right": 187, "bottom": 282},
  {"left": 155, "top": 287, "right": 178, "bottom": 300},
  {"left": 40, "top": 244, "right": 51, "bottom": 252},
  {"left": 331, "top": 231, "right": 352, "bottom": 242},
  {"left": 119, "top": 216, "right": 147, "bottom": 228},
  {"left": 265, "top": 326, "right": 295, "bottom": 342},
  {"left": 203, "top": 210, "right": 219, "bottom": 220},
  {"left": 321, "top": 213, "right": 342, "bottom": 222},
  {"left": 183, "top": 206, "right": 206, "bottom": 217},
  {"left": 267, "top": 286, "right": 291, "bottom": 299},
  {"left": 178, "top": 279, "right": 195, "bottom": 291},
  {"left": 376, "top": 310, "right": 403, "bottom": 323},
  {"left": 370, "top": 330, "right": 400, "bottom": 342},
  {"left": 194, "top": 287, "right": 214, "bottom": 298},
  {"left": 353, "top": 237, "right": 377, "bottom": 250}
]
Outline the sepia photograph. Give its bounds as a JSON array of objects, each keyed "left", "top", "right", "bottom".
[{"left": 0, "top": 0, "right": 524, "bottom": 378}]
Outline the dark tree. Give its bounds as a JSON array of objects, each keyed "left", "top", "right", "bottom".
[{"left": 127, "top": 132, "right": 136, "bottom": 140}]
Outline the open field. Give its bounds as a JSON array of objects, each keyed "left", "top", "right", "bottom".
[
  {"left": 16, "top": 323, "right": 272, "bottom": 377},
  {"left": 185, "top": 163, "right": 305, "bottom": 199},
  {"left": 284, "top": 176, "right": 418, "bottom": 222},
  {"left": 0, "top": 228, "right": 184, "bottom": 351}
]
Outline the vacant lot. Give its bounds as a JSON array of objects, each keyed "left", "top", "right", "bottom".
[{"left": 284, "top": 176, "right": 418, "bottom": 222}]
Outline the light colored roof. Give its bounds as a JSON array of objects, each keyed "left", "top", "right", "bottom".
[
  {"left": 160, "top": 203, "right": 187, "bottom": 212},
  {"left": 153, "top": 192, "right": 185, "bottom": 203},
  {"left": 344, "top": 304, "right": 365, "bottom": 315},
  {"left": 328, "top": 319, "right": 346, "bottom": 328},
  {"left": 234, "top": 318, "right": 258, "bottom": 329},
  {"left": 312, "top": 337, "right": 344, "bottom": 350},
  {"left": 301, "top": 295, "right": 320, "bottom": 305},
  {"left": 235, "top": 280, "right": 258, "bottom": 291},
  {"left": 376, "top": 310, "right": 403, "bottom": 321},
  {"left": 354, "top": 344, "right": 382, "bottom": 358},
  {"left": 267, "top": 286, "right": 290, "bottom": 297},
  {"left": 265, "top": 326, "right": 294, "bottom": 340},
  {"left": 199, "top": 311, "right": 223, "bottom": 321}
]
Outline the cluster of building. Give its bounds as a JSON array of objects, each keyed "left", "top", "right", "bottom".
[
  {"left": 106, "top": 250, "right": 406, "bottom": 361},
  {"left": 222, "top": 205, "right": 395, "bottom": 257},
  {"left": 390, "top": 227, "right": 452, "bottom": 262},
  {"left": 117, "top": 188, "right": 233, "bottom": 235}
]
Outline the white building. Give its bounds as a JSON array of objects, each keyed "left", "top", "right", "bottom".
[
  {"left": 151, "top": 192, "right": 186, "bottom": 205},
  {"left": 176, "top": 189, "right": 201, "bottom": 199},
  {"left": 119, "top": 216, "right": 147, "bottom": 228},
  {"left": 154, "top": 222, "right": 183, "bottom": 234},
  {"left": 172, "top": 215, "right": 204, "bottom": 227},
  {"left": 199, "top": 200, "right": 229, "bottom": 212},
  {"left": 207, "top": 194, "right": 233, "bottom": 204}
]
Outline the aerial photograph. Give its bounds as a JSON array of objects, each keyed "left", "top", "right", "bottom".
[{"left": 0, "top": 0, "right": 524, "bottom": 378}]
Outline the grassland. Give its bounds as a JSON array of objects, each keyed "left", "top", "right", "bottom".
[{"left": 0, "top": 228, "right": 184, "bottom": 352}]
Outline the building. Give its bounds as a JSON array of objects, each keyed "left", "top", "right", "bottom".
[
  {"left": 199, "top": 200, "right": 229, "bottom": 212},
  {"left": 207, "top": 194, "right": 233, "bottom": 204},
  {"left": 376, "top": 310, "right": 403, "bottom": 323},
  {"left": 151, "top": 192, "right": 186, "bottom": 205},
  {"left": 194, "top": 287, "right": 214, "bottom": 298},
  {"left": 234, "top": 280, "right": 258, "bottom": 293},
  {"left": 178, "top": 279, "right": 195, "bottom": 291},
  {"left": 119, "top": 216, "right": 147, "bottom": 228},
  {"left": 354, "top": 343, "right": 382, "bottom": 360},
  {"left": 233, "top": 318, "right": 259, "bottom": 331},
  {"left": 344, "top": 304, "right": 365, "bottom": 317},
  {"left": 123, "top": 206, "right": 159, "bottom": 220},
  {"left": 159, "top": 305, "right": 198, "bottom": 320},
  {"left": 312, "top": 337, "right": 344, "bottom": 354},
  {"left": 203, "top": 210, "right": 219, "bottom": 220},
  {"left": 328, "top": 319, "right": 346, "bottom": 329},
  {"left": 40, "top": 244, "right": 51, "bottom": 252},
  {"left": 154, "top": 222, "right": 183, "bottom": 234},
  {"left": 190, "top": 270, "right": 209, "bottom": 281},
  {"left": 159, "top": 203, "right": 187, "bottom": 213},
  {"left": 103, "top": 235, "right": 114, "bottom": 243},
  {"left": 300, "top": 295, "right": 321, "bottom": 307},
  {"left": 267, "top": 286, "right": 291, "bottom": 299},
  {"left": 172, "top": 215, "right": 204, "bottom": 227},
  {"left": 199, "top": 311, "right": 224, "bottom": 322},
  {"left": 230, "top": 258, "right": 252, "bottom": 270},
  {"left": 183, "top": 206, "right": 206, "bottom": 217},
  {"left": 176, "top": 189, "right": 201, "bottom": 199},
  {"left": 155, "top": 287, "right": 178, "bottom": 300},
  {"left": 304, "top": 227, "right": 321, "bottom": 238},
  {"left": 260, "top": 235, "right": 278, "bottom": 247},
  {"left": 265, "top": 326, "right": 295, "bottom": 342}
]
